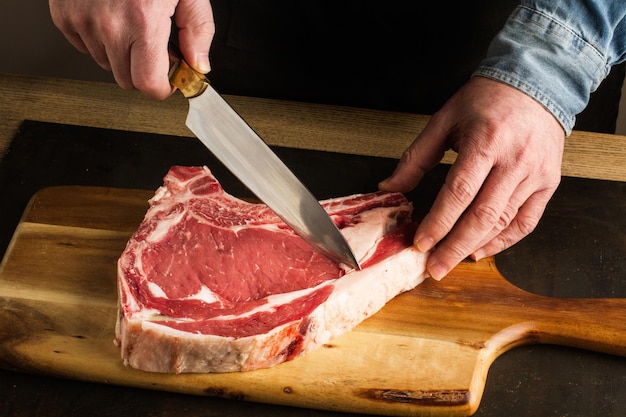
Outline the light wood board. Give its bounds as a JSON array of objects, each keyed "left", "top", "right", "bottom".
[{"left": 1, "top": 186, "right": 626, "bottom": 416}]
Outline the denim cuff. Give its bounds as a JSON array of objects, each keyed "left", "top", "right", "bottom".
[{"left": 473, "top": 5, "right": 609, "bottom": 135}]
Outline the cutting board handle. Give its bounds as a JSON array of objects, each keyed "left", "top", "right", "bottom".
[
  {"left": 413, "top": 258, "right": 626, "bottom": 359},
  {"left": 511, "top": 294, "right": 626, "bottom": 356}
]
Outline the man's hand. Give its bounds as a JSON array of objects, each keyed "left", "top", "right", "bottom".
[
  {"left": 379, "top": 76, "right": 565, "bottom": 280},
  {"left": 49, "top": 0, "right": 214, "bottom": 99}
]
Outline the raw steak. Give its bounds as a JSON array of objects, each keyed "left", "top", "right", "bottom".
[{"left": 115, "top": 165, "right": 430, "bottom": 373}]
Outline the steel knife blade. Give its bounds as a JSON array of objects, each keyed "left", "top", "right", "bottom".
[{"left": 168, "top": 52, "right": 360, "bottom": 270}]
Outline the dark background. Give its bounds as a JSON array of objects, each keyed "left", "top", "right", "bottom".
[
  {"left": 207, "top": 1, "right": 625, "bottom": 134},
  {"left": 1, "top": 0, "right": 625, "bottom": 133}
]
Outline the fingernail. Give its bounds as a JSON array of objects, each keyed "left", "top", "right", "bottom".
[
  {"left": 378, "top": 178, "right": 390, "bottom": 190},
  {"left": 195, "top": 53, "right": 211, "bottom": 73},
  {"left": 415, "top": 236, "right": 435, "bottom": 253},
  {"left": 428, "top": 262, "right": 448, "bottom": 281}
]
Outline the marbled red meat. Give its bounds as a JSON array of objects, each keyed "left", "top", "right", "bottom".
[{"left": 115, "top": 166, "right": 430, "bottom": 373}]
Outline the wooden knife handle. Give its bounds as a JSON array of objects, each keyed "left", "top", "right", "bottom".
[{"left": 167, "top": 44, "right": 208, "bottom": 99}]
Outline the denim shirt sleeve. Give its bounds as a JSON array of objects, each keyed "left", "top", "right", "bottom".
[{"left": 473, "top": 0, "right": 626, "bottom": 135}]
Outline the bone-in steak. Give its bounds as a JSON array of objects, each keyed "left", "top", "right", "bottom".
[{"left": 115, "top": 166, "right": 430, "bottom": 373}]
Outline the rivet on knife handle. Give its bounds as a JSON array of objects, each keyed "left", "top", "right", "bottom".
[{"left": 168, "top": 47, "right": 208, "bottom": 98}]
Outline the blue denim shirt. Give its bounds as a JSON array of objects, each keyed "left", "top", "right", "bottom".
[{"left": 474, "top": 0, "right": 626, "bottom": 135}]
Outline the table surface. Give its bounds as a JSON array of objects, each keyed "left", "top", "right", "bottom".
[
  {"left": 1, "top": 73, "right": 626, "bottom": 417},
  {"left": 2, "top": 74, "right": 626, "bottom": 182}
]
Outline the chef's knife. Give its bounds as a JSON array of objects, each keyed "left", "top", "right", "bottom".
[{"left": 168, "top": 49, "right": 360, "bottom": 270}]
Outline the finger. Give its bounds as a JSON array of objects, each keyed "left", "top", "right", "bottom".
[
  {"left": 471, "top": 187, "right": 554, "bottom": 260},
  {"left": 175, "top": 0, "right": 215, "bottom": 74},
  {"left": 467, "top": 175, "right": 538, "bottom": 254},
  {"left": 78, "top": 33, "right": 112, "bottom": 71},
  {"left": 61, "top": 31, "right": 90, "bottom": 55},
  {"left": 81, "top": 18, "right": 130, "bottom": 84},
  {"left": 107, "top": 41, "right": 134, "bottom": 90},
  {"left": 413, "top": 146, "right": 494, "bottom": 254},
  {"left": 49, "top": 6, "right": 111, "bottom": 70},
  {"left": 48, "top": 0, "right": 88, "bottom": 53},
  {"left": 379, "top": 115, "right": 449, "bottom": 193},
  {"left": 470, "top": 202, "right": 520, "bottom": 255},
  {"left": 128, "top": 24, "right": 175, "bottom": 99},
  {"left": 422, "top": 163, "right": 525, "bottom": 280}
]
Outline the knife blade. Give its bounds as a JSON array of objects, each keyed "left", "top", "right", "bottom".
[{"left": 168, "top": 50, "right": 360, "bottom": 270}]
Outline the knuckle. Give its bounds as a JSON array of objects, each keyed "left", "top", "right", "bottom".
[
  {"left": 399, "top": 146, "right": 419, "bottom": 168},
  {"left": 445, "top": 175, "right": 477, "bottom": 207},
  {"left": 131, "top": 73, "right": 155, "bottom": 91},
  {"left": 492, "top": 213, "right": 538, "bottom": 252},
  {"left": 191, "top": 19, "right": 216, "bottom": 38},
  {"left": 472, "top": 202, "right": 501, "bottom": 228},
  {"left": 495, "top": 206, "right": 518, "bottom": 231},
  {"left": 136, "top": 82, "right": 170, "bottom": 100},
  {"left": 515, "top": 213, "right": 539, "bottom": 236},
  {"left": 111, "top": 70, "right": 132, "bottom": 89}
]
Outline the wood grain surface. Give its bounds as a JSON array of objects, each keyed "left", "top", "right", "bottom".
[
  {"left": 2, "top": 185, "right": 626, "bottom": 417},
  {"left": 2, "top": 74, "right": 626, "bottom": 182}
]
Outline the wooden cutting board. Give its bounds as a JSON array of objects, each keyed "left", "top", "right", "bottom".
[{"left": 1, "top": 185, "right": 626, "bottom": 417}]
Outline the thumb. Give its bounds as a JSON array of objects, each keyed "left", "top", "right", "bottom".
[
  {"left": 379, "top": 119, "right": 448, "bottom": 193},
  {"left": 175, "top": 0, "right": 215, "bottom": 74}
]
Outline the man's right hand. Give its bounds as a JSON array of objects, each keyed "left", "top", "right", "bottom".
[{"left": 49, "top": 0, "right": 215, "bottom": 100}]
